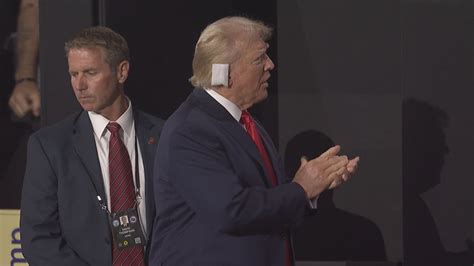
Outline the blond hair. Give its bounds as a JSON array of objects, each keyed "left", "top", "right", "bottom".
[
  {"left": 64, "top": 26, "right": 130, "bottom": 70},
  {"left": 189, "top": 16, "right": 272, "bottom": 88}
]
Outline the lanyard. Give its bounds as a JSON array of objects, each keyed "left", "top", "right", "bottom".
[{"left": 95, "top": 131, "right": 141, "bottom": 214}]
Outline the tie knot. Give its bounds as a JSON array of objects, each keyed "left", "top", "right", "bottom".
[
  {"left": 106, "top": 122, "right": 121, "bottom": 134},
  {"left": 240, "top": 110, "right": 252, "bottom": 125}
]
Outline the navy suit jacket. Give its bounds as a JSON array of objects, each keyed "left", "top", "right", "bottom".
[
  {"left": 150, "top": 88, "right": 309, "bottom": 266},
  {"left": 20, "top": 110, "right": 164, "bottom": 265}
]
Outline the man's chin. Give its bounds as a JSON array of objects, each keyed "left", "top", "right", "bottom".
[
  {"left": 259, "top": 88, "right": 269, "bottom": 100},
  {"left": 79, "top": 104, "right": 95, "bottom": 112}
]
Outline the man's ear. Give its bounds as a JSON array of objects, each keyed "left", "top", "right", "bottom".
[
  {"left": 116, "top": 60, "right": 130, "bottom": 84},
  {"left": 211, "top": 64, "right": 229, "bottom": 87}
]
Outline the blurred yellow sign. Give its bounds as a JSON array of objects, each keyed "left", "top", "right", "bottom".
[{"left": 0, "top": 209, "right": 27, "bottom": 265}]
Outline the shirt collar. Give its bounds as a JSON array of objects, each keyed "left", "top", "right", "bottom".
[
  {"left": 88, "top": 98, "right": 134, "bottom": 139},
  {"left": 204, "top": 88, "right": 242, "bottom": 122}
]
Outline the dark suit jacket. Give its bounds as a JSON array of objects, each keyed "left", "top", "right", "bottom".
[
  {"left": 20, "top": 110, "right": 164, "bottom": 266},
  {"left": 150, "top": 88, "right": 309, "bottom": 266}
]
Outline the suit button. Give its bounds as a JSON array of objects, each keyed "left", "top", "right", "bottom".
[
  {"left": 105, "top": 237, "right": 110, "bottom": 244},
  {"left": 280, "top": 231, "right": 286, "bottom": 240}
]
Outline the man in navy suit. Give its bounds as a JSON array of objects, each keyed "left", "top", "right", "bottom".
[
  {"left": 150, "top": 17, "right": 359, "bottom": 265},
  {"left": 20, "top": 26, "right": 163, "bottom": 265}
]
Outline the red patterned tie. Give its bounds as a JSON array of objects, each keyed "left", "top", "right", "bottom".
[
  {"left": 239, "top": 111, "right": 293, "bottom": 266},
  {"left": 107, "top": 122, "right": 144, "bottom": 266}
]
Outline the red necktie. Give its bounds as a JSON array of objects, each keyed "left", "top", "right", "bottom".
[
  {"left": 239, "top": 111, "right": 293, "bottom": 266},
  {"left": 240, "top": 111, "right": 278, "bottom": 186},
  {"left": 107, "top": 122, "right": 144, "bottom": 266}
]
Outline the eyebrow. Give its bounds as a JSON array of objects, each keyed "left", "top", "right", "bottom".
[
  {"left": 68, "top": 67, "right": 97, "bottom": 73},
  {"left": 255, "top": 49, "right": 267, "bottom": 57},
  {"left": 255, "top": 47, "right": 267, "bottom": 54},
  {"left": 259, "top": 44, "right": 269, "bottom": 52}
]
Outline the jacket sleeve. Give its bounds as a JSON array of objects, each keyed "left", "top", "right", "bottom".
[
  {"left": 20, "top": 134, "right": 88, "bottom": 266},
  {"left": 166, "top": 125, "right": 308, "bottom": 235}
]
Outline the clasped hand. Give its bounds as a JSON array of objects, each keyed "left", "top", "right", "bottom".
[{"left": 293, "top": 145, "right": 359, "bottom": 199}]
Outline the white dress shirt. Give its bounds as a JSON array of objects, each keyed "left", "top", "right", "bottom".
[
  {"left": 88, "top": 100, "right": 148, "bottom": 234},
  {"left": 205, "top": 88, "right": 317, "bottom": 208}
]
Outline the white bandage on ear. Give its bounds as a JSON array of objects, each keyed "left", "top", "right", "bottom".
[{"left": 211, "top": 64, "right": 229, "bottom": 87}]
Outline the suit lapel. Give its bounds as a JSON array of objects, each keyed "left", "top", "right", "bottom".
[
  {"left": 133, "top": 111, "right": 157, "bottom": 238},
  {"left": 72, "top": 111, "right": 107, "bottom": 204},
  {"left": 191, "top": 88, "right": 272, "bottom": 187}
]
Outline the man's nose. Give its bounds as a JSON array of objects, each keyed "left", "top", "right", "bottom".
[
  {"left": 75, "top": 75, "right": 87, "bottom": 91},
  {"left": 265, "top": 55, "right": 275, "bottom": 71}
]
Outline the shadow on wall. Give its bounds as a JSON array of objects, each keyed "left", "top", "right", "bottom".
[
  {"left": 402, "top": 98, "right": 473, "bottom": 266},
  {"left": 284, "top": 130, "right": 387, "bottom": 261}
]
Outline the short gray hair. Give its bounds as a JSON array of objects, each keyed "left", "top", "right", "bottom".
[
  {"left": 64, "top": 26, "right": 130, "bottom": 69},
  {"left": 189, "top": 16, "right": 272, "bottom": 88}
]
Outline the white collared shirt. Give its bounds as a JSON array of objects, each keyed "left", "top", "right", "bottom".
[
  {"left": 204, "top": 88, "right": 317, "bottom": 208},
  {"left": 205, "top": 88, "right": 242, "bottom": 122},
  {"left": 88, "top": 100, "right": 147, "bottom": 233}
]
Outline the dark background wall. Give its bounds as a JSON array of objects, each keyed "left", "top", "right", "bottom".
[
  {"left": 278, "top": 0, "right": 402, "bottom": 261},
  {"left": 278, "top": 0, "right": 473, "bottom": 264},
  {"left": 402, "top": 0, "right": 473, "bottom": 265}
]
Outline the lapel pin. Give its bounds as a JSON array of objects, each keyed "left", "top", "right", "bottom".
[{"left": 148, "top": 137, "right": 156, "bottom": 145}]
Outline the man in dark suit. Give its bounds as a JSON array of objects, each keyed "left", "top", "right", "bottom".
[
  {"left": 150, "top": 16, "right": 359, "bottom": 266},
  {"left": 20, "top": 26, "right": 164, "bottom": 265}
]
